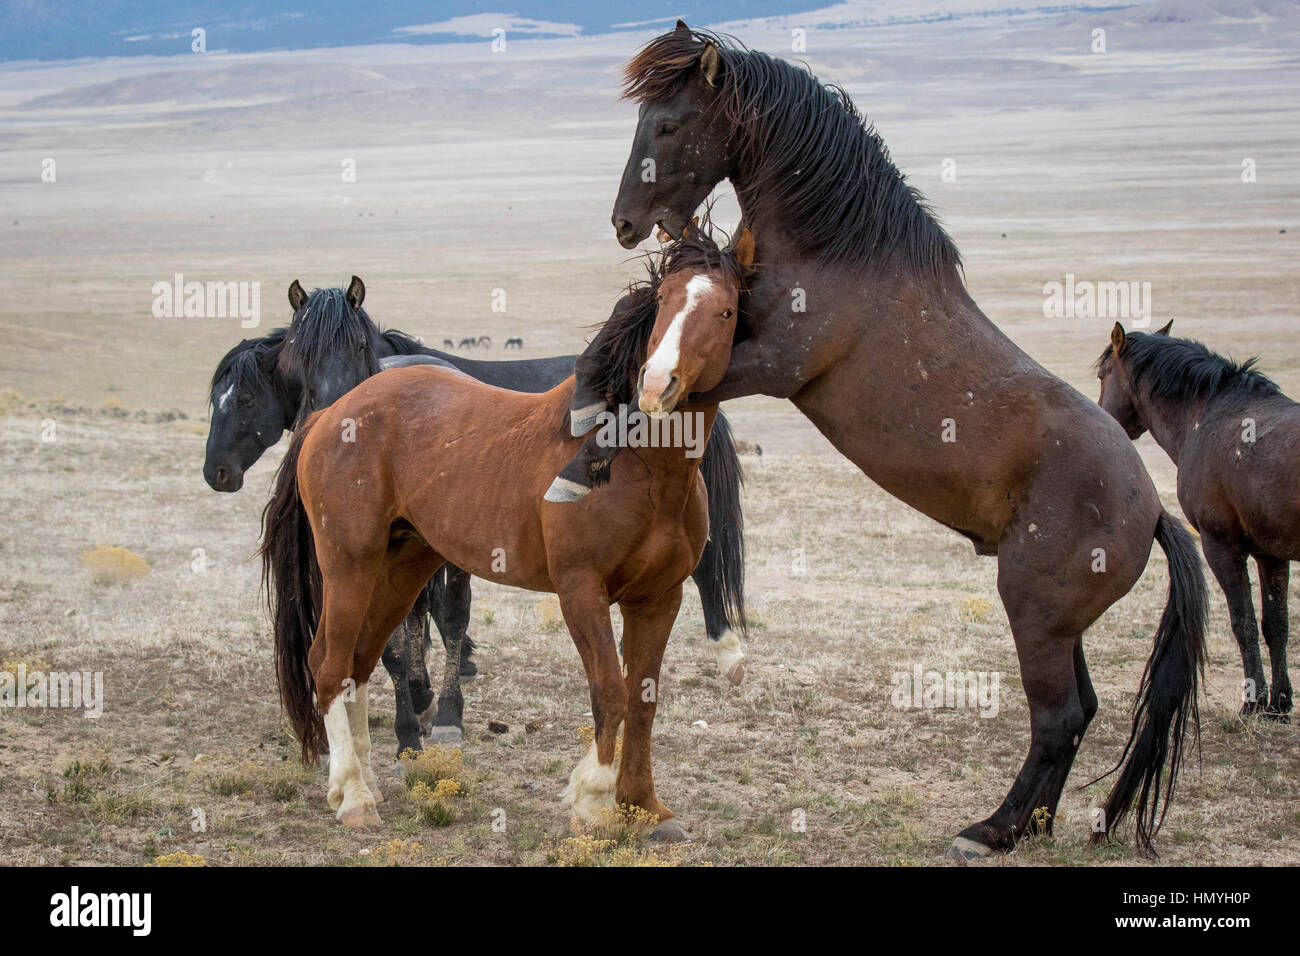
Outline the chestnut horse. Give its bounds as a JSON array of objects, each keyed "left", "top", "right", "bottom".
[
  {"left": 610, "top": 22, "right": 1208, "bottom": 855},
  {"left": 1099, "top": 321, "right": 1297, "bottom": 719},
  {"left": 261, "top": 230, "right": 754, "bottom": 831}
]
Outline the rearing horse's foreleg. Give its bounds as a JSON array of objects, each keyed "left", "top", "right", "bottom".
[
  {"left": 556, "top": 578, "right": 625, "bottom": 823},
  {"left": 617, "top": 587, "right": 683, "bottom": 840}
]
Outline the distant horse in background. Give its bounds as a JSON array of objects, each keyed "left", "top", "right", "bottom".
[
  {"left": 262, "top": 231, "right": 754, "bottom": 832},
  {"left": 505, "top": 337, "right": 524, "bottom": 349},
  {"left": 1099, "top": 321, "right": 1297, "bottom": 718}
]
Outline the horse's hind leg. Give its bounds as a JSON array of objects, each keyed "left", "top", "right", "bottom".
[
  {"left": 381, "top": 636, "right": 421, "bottom": 760},
  {"left": 1256, "top": 555, "right": 1292, "bottom": 718},
  {"left": 951, "top": 619, "right": 1087, "bottom": 858},
  {"left": 556, "top": 577, "right": 626, "bottom": 823},
  {"left": 425, "top": 566, "right": 470, "bottom": 743},
  {"left": 313, "top": 555, "right": 385, "bottom": 827},
  {"left": 1202, "top": 536, "right": 1268, "bottom": 714},
  {"left": 617, "top": 587, "right": 683, "bottom": 839},
  {"left": 435, "top": 563, "right": 476, "bottom": 678},
  {"left": 383, "top": 585, "right": 433, "bottom": 759},
  {"left": 691, "top": 544, "right": 745, "bottom": 685}
]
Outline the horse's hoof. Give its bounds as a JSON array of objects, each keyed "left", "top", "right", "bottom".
[
  {"left": 709, "top": 631, "right": 747, "bottom": 685},
  {"left": 948, "top": 836, "right": 994, "bottom": 861},
  {"left": 544, "top": 477, "right": 590, "bottom": 503},
  {"left": 339, "top": 805, "right": 382, "bottom": 829},
  {"left": 649, "top": 818, "right": 688, "bottom": 843},
  {"left": 427, "top": 725, "right": 463, "bottom": 745},
  {"left": 570, "top": 402, "right": 605, "bottom": 436}
]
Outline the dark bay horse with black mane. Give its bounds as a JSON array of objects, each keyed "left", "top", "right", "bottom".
[
  {"left": 608, "top": 22, "right": 1209, "bottom": 855},
  {"left": 263, "top": 231, "right": 754, "bottom": 830},
  {"left": 1099, "top": 321, "right": 1298, "bottom": 719}
]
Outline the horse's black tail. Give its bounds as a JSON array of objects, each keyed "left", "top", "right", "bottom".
[
  {"left": 1096, "top": 510, "right": 1207, "bottom": 853},
  {"left": 260, "top": 415, "right": 326, "bottom": 764},
  {"left": 697, "top": 410, "right": 747, "bottom": 637}
]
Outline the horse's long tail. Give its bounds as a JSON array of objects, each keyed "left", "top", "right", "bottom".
[
  {"left": 260, "top": 415, "right": 326, "bottom": 764},
  {"left": 697, "top": 410, "right": 747, "bottom": 637},
  {"left": 1096, "top": 510, "right": 1207, "bottom": 852}
]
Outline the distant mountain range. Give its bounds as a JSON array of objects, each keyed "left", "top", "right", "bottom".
[
  {"left": 2, "top": 0, "right": 1294, "bottom": 62},
  {"left": 0, "top": 0, "right": 792, "bottom": 61}
]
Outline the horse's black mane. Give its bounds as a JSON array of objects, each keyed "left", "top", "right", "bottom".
[
  {"left": 210, "top": 326, "right": 288, "bottom": 403},
  {"left": 1101, "top": 332, "right": 1279, "bottom": 404},
  {"left": 379, "top": 328, "right": 426, "bottom": 355},
  {"left": 281, "top": 287, "right": 383, "bottom": 379},
  {"left": 587, "top": 229, "right": 752, "bottom": 406},
  {"left": 623, "top": 28, "right": 961, "bottom": 277}
]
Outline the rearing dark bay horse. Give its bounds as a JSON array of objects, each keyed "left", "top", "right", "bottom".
[
  {"left": 1099, "top": 321, "right": 1297, "bottom": 719},
  {"left": 609, "top": 22, "right": 1209, "bottom": 855}
]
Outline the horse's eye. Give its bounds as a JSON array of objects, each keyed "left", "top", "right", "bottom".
[
  {"left": 237, "top": 394, "right": 254, "bottom": 408},
  {"left": 721, "top": 309, "right": 734, "bottom": 320},
  {"left": 657, "top": 122, "right": 679, "bottom": 136},
  {"left": 355, "top": 339, "right": 367, "bottom": 353}
]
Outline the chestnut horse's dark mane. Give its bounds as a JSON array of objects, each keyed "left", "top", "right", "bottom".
[
  {"left": 1099, "top": 332, "right": 1279, "bottom": 404},
  {"left": 280, "top": 287, "right": 383, "bottom": 381},
  {"left": 586, "top": 229, "right": 752, "bottom": 407},
  {"left": 210, "top": 326, "right": 288, "bottom": 404},
  {"left": 622, "top": 28, "right": 961, "bottom": 277}
]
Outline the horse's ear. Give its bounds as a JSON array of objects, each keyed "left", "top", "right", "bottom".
[
  {"left": 1110, "top": 322, "right": 1127, "bottom": 354},
  {"left": 734, "top": 229, "right": 755, "bottom": 269},
  {"left": 1156, "top": 319, "right": 1174, "bottom": 336},
  {"left": 346, "top": 275, "right": 365, "bottom": 310},
  {"left": 674, "top": 18, "right": 690, "bottom": 35},
  {"left": 288, "top": 279, "right": 307, "bottom": 312},
  {"left": 700, "top": 42, "right": 721, "bottom": 87}
]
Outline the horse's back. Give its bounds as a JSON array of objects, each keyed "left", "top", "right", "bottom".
[{"left": 1183, "top": 393, "right": 1300, "bottom": 556}]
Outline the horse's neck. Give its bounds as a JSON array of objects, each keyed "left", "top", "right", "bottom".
[
  {"left": 1138, "top": 389, "right": 1209, "bottom": 466},
  {"left": 633, "top": 403, "right": 718, "bottom": 503}
]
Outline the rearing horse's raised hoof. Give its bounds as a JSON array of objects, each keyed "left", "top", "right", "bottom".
[{"left": 544, "top": 476, "right": 591, "bottom": 503}]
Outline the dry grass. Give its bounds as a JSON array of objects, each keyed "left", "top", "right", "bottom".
[{"left": 1, "top": 407, "right": 1297, "bottom": 867}]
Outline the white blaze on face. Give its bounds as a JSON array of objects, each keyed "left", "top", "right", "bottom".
[
  {"left": 642, "top": 274, "right": 713, "bottom": 404},
  {"left": 217, "top": 383, "right": 234, "bottom": 413}
]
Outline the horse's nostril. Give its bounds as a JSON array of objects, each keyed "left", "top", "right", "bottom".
[{"left": 215, "top": 466, "right": 229, "bottom": 484}]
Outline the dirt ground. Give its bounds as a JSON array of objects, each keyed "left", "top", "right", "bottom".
[{"left": 1, "top": 3, "right": 1297, "bottom": 865}]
